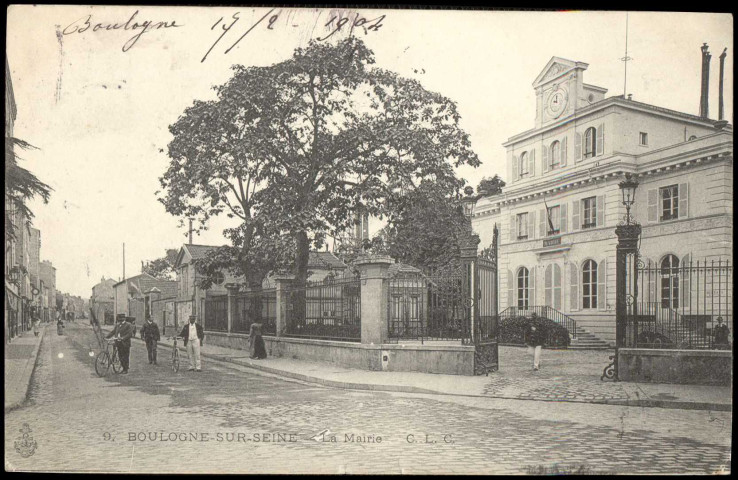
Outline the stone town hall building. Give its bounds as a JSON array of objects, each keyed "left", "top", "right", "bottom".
[{"left": 471, "top": 56, "right": 733, "bottom": 346}]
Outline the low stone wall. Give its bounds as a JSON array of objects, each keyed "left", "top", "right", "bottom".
[
  {"left": 618, "top": 348, "right": 732, "bottom": 385},
  {"left": 205, "top": 331, "right": 475, "bottom": 375}
]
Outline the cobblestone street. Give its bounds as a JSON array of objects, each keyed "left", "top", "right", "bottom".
[{"left": 5, "top": 323, "right": 732, "bottom": 474}]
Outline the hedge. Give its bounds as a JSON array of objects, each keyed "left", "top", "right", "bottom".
[{"left": 499, "top": 315, "right": 571, "bottom": 348}]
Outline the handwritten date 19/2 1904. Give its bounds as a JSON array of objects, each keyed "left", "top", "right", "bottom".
[{"left": 62, "top": 10, "right": 182, "bottom": 52}]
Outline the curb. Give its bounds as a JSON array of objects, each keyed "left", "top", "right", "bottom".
[
  {"left": 103, "top": 327, "right": 732, "bottom": 412},
  {"left": 4, "top": 325, "right": 47, "bottom": 413}
]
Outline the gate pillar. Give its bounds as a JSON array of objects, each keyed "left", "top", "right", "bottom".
[{"left": 355, "top": 255, "right": 392, "bottom": 345}]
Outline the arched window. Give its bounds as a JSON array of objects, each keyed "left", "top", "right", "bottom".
[
  {"left": 582, "top": 260, "right": 598, "bottom": 309},
  {"left": 550, "top": 140, "right": 561, "bottom": 168},
  {"left": 519, "top": 151, "right": 529, "bottom": 176},
  {"left": 584, "top": 127, "right": 597, "bottom": 158},
  {"left": 660, "top": 255, "right": 680, "bottom": 309},
  {"left": 517, "top": 267, "right": 529, "bottom": 309}
]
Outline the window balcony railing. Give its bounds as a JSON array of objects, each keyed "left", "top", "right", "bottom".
[
  {"left": 517, "top": 235, "right": 529, "bottom": 241},
  {"left": 547, "top": 229, "right": 560, "bottom": 236},
  {"left": 660, "top": 213, "right": 678, "bottom": 221},
  {"left": 582, "top": 222, "right": 597, "bottom": 229}
]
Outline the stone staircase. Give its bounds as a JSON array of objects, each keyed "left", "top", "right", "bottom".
[{"left": 569, "top": 326, "right": 611, "bottom": 350}]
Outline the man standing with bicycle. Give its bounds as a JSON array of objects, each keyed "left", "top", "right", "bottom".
[
  {"left": 141, "top": 315, "right": 161, "bottom": 365},
  {"left": 106, "top": 315, "right": 134, "bottom": 374},
  {"left": 179, "top": 315, "right": 204, "bottom": 372}
]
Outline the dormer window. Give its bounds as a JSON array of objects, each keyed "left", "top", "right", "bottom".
[
  {"left": 550, "top": 140, "right": 561, "bottom": 169},
  {"left": 519, "top": 151, "right": 529, "bottom": 177},
  {"left": 584, "top": 127, "right": 596, "bottom": 158}
]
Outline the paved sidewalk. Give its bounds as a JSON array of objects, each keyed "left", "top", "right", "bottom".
[
  {"left": 100, "top": 325, "right": 732, "bottom": 411},
  {"left": 4, "top": 324, "right": 47, "bottom": 411}
]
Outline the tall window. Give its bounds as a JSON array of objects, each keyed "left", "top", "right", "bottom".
[
  {"left": 547, "top": 205, "right": 560, "bottom": 235},
  {"left": 550, "top": 140, "right": 561, "bottom": 169},
  {"left": 517, "top": 212, "right": 529, "bottom": 239},
  {"left": 639, "top": 132, "right": 648, "bottom": 146},
  {"left": 660, "top": 255, "right": 680, "bottom": 309},
  {"left": 660, "top": 185, "right": 679, "bottom": 221},
  {"left": 584, "top": 127, "right": 597, "bottom": 158},
  {"left": 517, "top": 267, "right": 529, "bottom": 309},
  {"left": 582, "top": 197, "right": 597, "bottom": 228},
  {"left": 519, "top": 152, "right": 529, "bottom": 177},
  {"left": 582, "top": 260, "right": 598, "bottom": 309}
]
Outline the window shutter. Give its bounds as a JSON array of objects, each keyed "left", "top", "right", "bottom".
[
  {"left": 569, "top": 263, "right": 579, "bottom": 311},
  {"left": 529, "top": 266, "right": 536, "bottom": 307},
  {"left": 596, "top": 195, "right": 605, "bottom": 227},
  {"left": 560, "top": 203, "right": 568, "bottom": 233},
  {"left": 539, "top": 209, "right": 546, "bottom": 237},
  {"left": 575, "top": 132, "right": 583, "bottom": 162},
  {"left": 542, "top": 144, "right": 549, "bottom": 173},
  {"left": 545, "top": 265, "right": 552, "bottom": 307},
  {"left": 509, "top": 215, "right": 516, "bottom": 242},
  {"left": 597, "top": 259, "right": 607, "bottom": 311},
  {"left": 507, "top": 270, "right": 514, "bottom": 310},
  {"left": 647, "top": 189, "right": 658, "bottom": 222},
  {"left": 596, "top": 123, "right": 604, "bottom": 156},
  {"left": 512, "top": 155, "right": 519, "bottom": 182},
  {"left": 572, "top": 200, "right": 580, "bottom": 231},
  {"left": 561, "top": 137, "right": 568, "bottom": 167},
  {"left": 678, "top": 183, "right": 689, "bottom": 219},
  {"left": 680, "top": 254, "right": 691, "bottom": 308},
  {"left": 528, "top": 211, "right": 536, "bottom": 240},
  {"left": 530, "top": 149, "right": 536, "bottom": 177},
  {"left": 553, "top": 264, "right": 562, "bottom": 310}
]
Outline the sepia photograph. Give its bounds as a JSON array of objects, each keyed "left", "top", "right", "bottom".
[{"left": 4, "top": 5, "right": 733, "bottom": 474}]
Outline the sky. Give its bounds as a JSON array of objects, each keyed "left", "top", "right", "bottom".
[{"left": 6, "top": 7, "right": 733, "bottom": 297}]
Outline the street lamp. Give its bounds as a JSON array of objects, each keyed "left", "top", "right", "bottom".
[
  {"left": 461, "top": 186, "right": 478, "bottom": 219},
  {"left": 618, "top": 173, "right": 639, "bottom": 225}
]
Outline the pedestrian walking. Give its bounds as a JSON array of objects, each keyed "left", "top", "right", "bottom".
[
  {"left": 56, "top": 319, "right": 65, "bottom": 336},
  {"left": 106, "top": 315, "right": 134, "bottom": 374},
  {"left": 713, "top": 317, "right": 731, "bottom": 350},
  {"left": 179, "top": 315, "right": 204, "bottom": 372},
  {"left": 525, "top": 320, "right": 544, "bottom": 371},
  {"left": 249, "top": 322, "right": 267, "bottom": 360},
  {"left": 141, "top": 315, "right": 161, "bottom": 365},
  {"left": 32, "top": 314, "right": 41, "bottom": 337}
]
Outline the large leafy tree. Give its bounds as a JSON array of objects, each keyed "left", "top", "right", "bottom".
[
  {"left": 477, "top": 174, "right": 505, "bottom": 196},
  {"left": 160, "top": 37, "right": 479, "bottom": 286},
  {"left": 5, "top": 137, "right": 52, "bottom": 246},
  {"left": 382, "top": 182, "right": 470, "bottom": 272},
  {"left": 141, "top": 248, "right": 178, "bottom": 280}
]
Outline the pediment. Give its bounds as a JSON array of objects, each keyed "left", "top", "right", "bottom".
[{"left": 533, "top": 57, "right": 588, "bottom": 88}]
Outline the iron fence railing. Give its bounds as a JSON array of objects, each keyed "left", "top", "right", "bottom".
[
  {"left": 203, "top": 295, "right": 228, "bottom": 332},
  {"left": 233, "top": 289, "right": 276, "bottom": 336},
  {"left": 284, "top": 274, "right": 361, "bottom": 342},
  {"left": 626, "top": 259, "right": 732, "bottom": 350}
]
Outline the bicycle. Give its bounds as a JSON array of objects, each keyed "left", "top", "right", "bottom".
[
  {"left": 168, "top": 336, "right": 183, "bottom": 372},
  {"left": 95, "top": 338, "right": 123, "bottom": 377}
]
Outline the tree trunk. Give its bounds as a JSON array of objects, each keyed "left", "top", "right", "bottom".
[{"left": 294, "top": 230, "right": 310, "bottom": 286}]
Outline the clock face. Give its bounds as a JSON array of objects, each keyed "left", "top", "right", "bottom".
[{"left": 546, "top": 88, "right": 568, "bottom": 119}]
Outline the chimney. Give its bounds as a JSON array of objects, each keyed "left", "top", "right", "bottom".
[
  {"left": 699, "top": 43, "right": 711, "bottom": 118},
  {"left": 718, "top": 48, "right": 727, "bottom": 121}
]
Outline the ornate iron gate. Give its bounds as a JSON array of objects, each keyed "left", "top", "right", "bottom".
[{"left": 473, "top": 225, "right": 499, "bottom": 375}]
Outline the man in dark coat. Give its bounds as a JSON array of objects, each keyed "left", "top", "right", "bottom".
[
  {"left": 106, "top": 315, "right": 134, "bottom": 374},
  {"left": 525, "top": 318, "right": 545, "bottom": 371},
  {"left": 141, "top": 315, "right": 161, "bottom": 365},
  {"left": 179, "top": 315, "right": 205, "bottom": 372},
  {"left": 714, "top": 317, "right": 730, "bottom": 350}
]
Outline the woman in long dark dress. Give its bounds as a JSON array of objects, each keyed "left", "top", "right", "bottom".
[
  {"left": 248, "top": 322, "right": 267, "bottom": 359},
  {"left": 56, "top": 319, "right": 65, "bottom": 335}
]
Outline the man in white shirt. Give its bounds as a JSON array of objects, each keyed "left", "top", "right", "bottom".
[{"left": 179, "top": 315, "right": 204, "bottom": 372}]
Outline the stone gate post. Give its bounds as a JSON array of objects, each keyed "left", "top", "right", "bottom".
[
  {"left": 354, "top": 255, "right": 393, "bottom": 345},
  {"left": 273, "top": 275, "right": 295, "bottom": 337},
  {"left": 225, "top": 283, "right": 240, "bottom": 334}
]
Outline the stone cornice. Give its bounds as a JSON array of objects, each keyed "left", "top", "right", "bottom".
[{"left": 473, "top": 148, "right": 732, "bottom": 218}]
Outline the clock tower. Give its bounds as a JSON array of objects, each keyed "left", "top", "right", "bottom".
[{"left": 532, "top": 57, "right": 607, "bottom": 129}]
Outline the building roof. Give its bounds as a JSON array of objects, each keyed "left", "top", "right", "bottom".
[
  {"left": 308, "top": 251, "right": 348, "bottom": 270},
  {"left": 174, "top": 244, "right": 223, "bottom": 268},
  {"left": 114, "top": 273, "right": 178, "bottom": 299}
]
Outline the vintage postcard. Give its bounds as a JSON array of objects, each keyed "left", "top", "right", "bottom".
[{"left": 4, "top": 6, "right": 732, "bottom": 474}]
